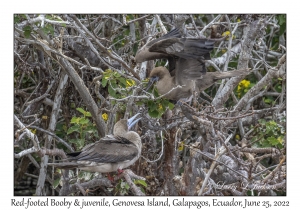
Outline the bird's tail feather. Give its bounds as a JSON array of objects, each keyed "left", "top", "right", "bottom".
[
  {"left": 213, "top": 69, "right": 250, "bottom": 80},
  {"left": 47, "top": 162, "right": 84, "bottom": 169}
]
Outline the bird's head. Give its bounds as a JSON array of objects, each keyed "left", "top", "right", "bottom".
[
  {"left": 145, "top": 67, "right": 170, "bottom": 91},
  {"left": 114, "top": 113, "right": 142, "bottom": 135}
]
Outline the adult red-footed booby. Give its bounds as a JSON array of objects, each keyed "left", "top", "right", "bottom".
[{"left": 48, "top": 113, "right": 142, "bottom": 173}]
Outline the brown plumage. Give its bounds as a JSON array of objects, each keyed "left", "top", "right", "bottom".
[
  {"left": 136, "top": 28, "right": 215, "bottom": 75},
  {"left": 48, "top": 114, "right": 142, "bottom": 173},
  {"left": 136, "top": 28, "right": 249, "bottom": 101},
  {"left": 147, "top": 67, "right": 193, "bottom": 100},
  {"left": 147, "top": 66, "right": 249, "bottom": 101}
]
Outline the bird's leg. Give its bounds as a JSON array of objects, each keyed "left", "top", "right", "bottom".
[
  {"left": 177, "top": 95, "right": 193, "bottom": 106},
  {"left": 192, "top": 88, "right": 199, "bottom": 107},
  {"left": 117, "top": 169, "right": 124, "bottom": 176},
  {"left": 187, "top": 95, "right": 194, "bottom": 105},
  {"left": 106, "top": 169, "right": 124, "bottom": 182},
  {"left": 106, "top": 173, "right": 115, "bottom": 182}
]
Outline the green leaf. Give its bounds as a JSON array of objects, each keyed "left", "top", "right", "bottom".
[
  {"left": 134, "top": 179, "right": 147, "bottom": 187},
  {"left": 14, "top": 15, "right": 20, "bottom": 23},
  {"left": 153, "top": 88, "right": 160, "bottom": 97},
  {"left": 275, "top": 84, "right": 282, "bottom": 92},
  {"left": 263, "top": 97, "right": 272, "bottom": 104},
  {"left": 70, "top": 117, "right": 80, "bottom": 124},
  {"left": 23, "top": 26, "right": 31, "bottom": 31},
  {"left": 161, "top": 99, "right": 169, "bottom": 108},
  {"left": 119, "top": 82, "right": 127, "bottom": 89},
  {"left": 125, "top": 183, "right": 130, "bottom": 190},
  {"left": 118, "top": 77, "right": 127, "bottom": 87},
  {"left": 260, "top": 139, "right": 272, "bottom": 148},
  {"left": 127, "top": 14, "right": 134, "bottom": 20},
  {"left": 113, "top": 72, "right": 121, "bottom": 78},
  {"left": 76, "top": 107, "right": 86, "bottom": 115},
  {"left": 93, "top": 132, "right": 99, "bottom": 138},
  {"left": 110, "top": 79, "right": 118, "bottom": 88},
  {"left": 277, "top": 14, "right": 286, "bottom": 36},
  {"left": 67, "top": 124, "right": 81, "bottom": 134},
  {"left": 149, "top": 110, "right": 159, "bottom": 118},
  {"left": 69, "top": 138, "right": 85, "bottom": 149},
  {"left": 102, "top": 77, "right": 108, "bottom": 87},
  {"left": 79, "top": 118, "right": 89, "bottom": 125},
  {"left": 111, "top": 100, "right": 116, "bottom": 105},
  {"left": 136, "top": 101, "right": 144, "bottom": 106},
  {"left": 41, "top": 26, "right": 49, "bottom": 35},
  {"left": 47, "top": 24, "right": 54, "bottom": 36},
  {"left": 147, "top": 100, "right": 155, "bottom": 112},
  {"left": 78, "top": 171, "right": 92, "bottom": 180},
  {"left": 78, "top": 171, "right": 85, "bottom": 179},
  {"left": 85, "top": 125, "right": 97, "bottom": 134},
  {"left": 53, "top": 177, "right": 61, "bottom": 189},
  {"left": 23, "top": 26, "right": 32, "bottom": 38},
  {"left": 168, "top": 102, "right": 175, "bottom": 110},
  {"left": 277, "top": 136, "right": 283, "bottom": 144},
  {"left": 277, "top": 14, "right": 286, "bottom": 25},
  {"left": 78, "top": 138, "right": 85, "bottom": 148},
  {"left": 267, "top": 136, "right": 279, "bottom": 146},
  {"left": 108, "top": 85, "right": 117, "bottom": 98},
  {"left": 46, "top": 14, "right": 52, "bottom": 19}
]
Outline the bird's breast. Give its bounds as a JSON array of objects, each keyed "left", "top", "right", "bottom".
[{"left": 156, "top": 78, "right": 194, "bottom": 100}]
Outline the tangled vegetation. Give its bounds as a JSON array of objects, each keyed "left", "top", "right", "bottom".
[{"left": 14, "top": 14, "right": 286, "bottom": 196}]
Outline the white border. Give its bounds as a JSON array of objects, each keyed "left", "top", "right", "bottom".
[{"left": 3, "top": 1, "right": 297, "bottom": 209}]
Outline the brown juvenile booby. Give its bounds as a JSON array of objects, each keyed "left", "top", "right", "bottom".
[
  {"left": 136, "top": 28, "right": 249, "bottom": 101},
  {"left": 48, "top": 113, "right": 142, "bottom": 173},
  {"left": 135, "top": 28, "right": 215, "bottom": 76},
  {"left": 146, "top": 66, "right": 249, "bottom": 101}
]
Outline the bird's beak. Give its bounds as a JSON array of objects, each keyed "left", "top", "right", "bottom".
[
  {"left": 128, "top": 113, "right": 142, "bottom": 130},
  {"left": 145, "top": 76, "right": 159, "bottom": 91}
]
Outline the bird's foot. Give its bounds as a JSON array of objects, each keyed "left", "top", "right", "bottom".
[
  {"left": 177, "top": 95, "right": 193, "bottom": 106},
  {"left": 107, "top": 173, "right": 115, "bottom": 182},
  {"left": 106, "top": 170, "right": 124, "bottom": 182},
  {"left": 117, "top": 169, "right": 124, "bottom": 176}
]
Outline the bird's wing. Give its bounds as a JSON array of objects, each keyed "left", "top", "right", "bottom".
[
  {"left": 47, "top": 162, "right": 86, "bottom": 169},
  {"left": 135, "top": 28, "right": 181, "bottom": 63},
  {"left": 173, "top": 58, "right": 207, "bottom": 86},
  {"left": 149, "top": 37, "right": 215, "bottom": 60},
  {"left": 149, "top": 37, "right": 215, "bottom": 81},
  {"left": 182, "top": 38, "right": 215, "bottom": 59},
  {"left": 146, "top": 28, "right": 181, "bottom": 46},
  {"left": 67, "top": 135, "right": 138, "bottom": 163},
  {"left": 148, "top": 37, "right": 184, "bottom": 55}
]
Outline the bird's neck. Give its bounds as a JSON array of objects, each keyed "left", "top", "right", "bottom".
[
  {"left": 157, "top": 72, "right": 175, "bottom": 86},
  {"left": 156, "top": 74, "right": 176, "bottom": 94},
  {"left": 123, "top": 131, "right": 142, "bottom": 153},
  {"left": 114, "top": 127, "right": 126, "bottom": 137}
]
